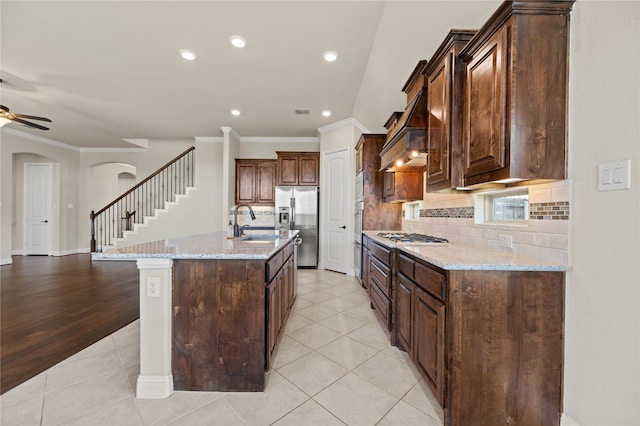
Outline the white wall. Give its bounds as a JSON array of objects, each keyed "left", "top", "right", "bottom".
[
  {"left": 238, "top": 140, "right": 320, "bottom": 159},
  {"left": 0, "top": 131, "right": 81, "bottom": 262},
  {"left": 562, "top": 2, "right": 640, "bottom": 424}
]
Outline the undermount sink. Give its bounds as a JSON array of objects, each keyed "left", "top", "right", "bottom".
[{"left": 239, "top": 234, "right": 280, "bottom": 242}]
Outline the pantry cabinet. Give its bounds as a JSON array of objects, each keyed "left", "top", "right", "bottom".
[
  {"left": 235, "top": 159, "right": 276, "bottom": 205},
  {"left": 276, "top": 151, "right": 319, "bottom": 186},
  {"left": 459, "top": 1, "right": 574, "bottom": 187},
  {"left": 424, "top": 30, "right": 476, "bottom": 192}
]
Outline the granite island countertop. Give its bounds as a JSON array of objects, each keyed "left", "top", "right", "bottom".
[
  {"left": 364, "top": 231, "right": 569, "bottom": 272},
  {"left": 92, "top": 230, "right": 299, "bottom": 260}
]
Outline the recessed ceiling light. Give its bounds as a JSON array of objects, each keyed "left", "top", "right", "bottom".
[
  {"left": 322, "top": 110, "right": 332, "bottom": 117},
  {"left": 231, "top": 109, "right": 241, "bottom": 116},
  {"left": 230, "top": 36, "right": 247, "bottom": 48},
  {"left": 323, "top": 51, "right": 338, "bottom": 62},
  {"left": 179, "top": 49, "right": 198, "bottom": 61}
]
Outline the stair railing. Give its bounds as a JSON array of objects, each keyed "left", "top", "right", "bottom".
[{"left": 90, "top": 146, "right": 195, "bottom": 252}]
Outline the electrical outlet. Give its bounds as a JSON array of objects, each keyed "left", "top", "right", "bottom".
[
  {"left": 499, "top": 234, "right": 513, "bottom": 249},
  {"left": 146, "top": 277, "right": 160, "bottom": 298}
]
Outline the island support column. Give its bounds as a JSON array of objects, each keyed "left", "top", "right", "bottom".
[{"left": 136, "top": 258, "right": 173, "bottom": 399}]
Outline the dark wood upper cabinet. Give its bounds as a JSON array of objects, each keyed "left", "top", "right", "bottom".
[
  {"left": 383, "top": 171, "right": 423, "bottom": 203},
  {"left": 235, "top": 159, "right": 276, "bottom": 205},
  {"left": 459, "top": 1, "right": 574, "bottom": 187},
  {"left": 424, "top": 30, "right": 476, "bottom": 192},
  {"left": 276, "top": 152, "right": 319, "bottom": 186}
]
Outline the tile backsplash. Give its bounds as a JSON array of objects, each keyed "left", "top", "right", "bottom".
[
  {"left": 229, "top": 206, "right": 276, "bottom": 228},
  {"left": 402, "top": 180, "right": 570, "bottom": 265}
]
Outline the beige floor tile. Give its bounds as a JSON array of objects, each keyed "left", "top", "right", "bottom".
[
  {"left": 402, "top": 380, "right": 444, "bottom": 422},
  {"left": 271, "top": 336, "right": 314, "bottom": 369},
  {"left": 321, "top": 284, "right": 359, "bottom": 297},
  {"left": 135, "top": 391, "right": 224, "bottom": 425},
  {"left": 112, "top": 320, "right": 140, "bottom": 347},
  {"left": 283, "top": 312, "right": 314, "bottom": 333},
  {"left": 295, "top": 304, "right": 340, "bottom": 322},
  {"left": 45, "top": 347, "right": 124, "bottom": 392},
  {"left": 380, "top": 345, "right": 413, "bottom": 365},
  {"left": 272, "top": 399, "right": 345, "bottom": 426},
  {"left": 277, "top": 352, "right": 348, "bottom": 396},
  {"left": 338, "top": 291, "right": 371, "bottom": 305},
  {"left": 167, "top": 397, "right": 244, "bottom": 426},
  {"left": 377, "top": 400, "right": 442, "bottom": 426},
  {"left": 318, "top": 312, "right": 367, "bottom": 334},
  {"left": 290, "top": 296, "right": 315, "bottom": 310},
  {"left": 316, "top": 336, "right": 379, "bottom": 370},
  {"left": 224, "top": 371, "right": 309, "bottom": 426},
  {"left": 0, "top": 394, "right": 44, "bottom": 426},
  {"left": 298, "top": 291, "right": 337, "bottom": 304},
  {"left": 346, "top": 322, "right": 391, "bottom": 350},
  {"left": 65, "top": 334, "right": 117, "bottom": 363},
  {"left": 60, "top": 396, "right": 142, "bottom": 426},
  {"left": 1, "top": 372, "right": 46, "bottom": 408},
  {"left": 318, "top": 297, "right": 359, "bottom": 313},
  {"left": 341, "top": 304, "right": 378, "bottom": 323},
  {"left": 353, "top": 352, "right": 421, "bottom": 398},
  {"left": 41, "top": 369, "right": 133, "bottom": 426},
  {"left": 287, "top": 323, "right": 341, "bottom": 350},
  {"left": 313, "top": 373, "right": 398, "bottom": 426}
]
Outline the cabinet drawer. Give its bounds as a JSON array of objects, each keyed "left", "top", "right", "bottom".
[
  {"left": 369, "top": 241, "right": 392, "bottom": 266},
  {"left": 369, "top": 281, "right": 391, "bottom": 330},
  {"left": 267, "top": 251, "right": 284, "bottom": 282},
  {"left": 398, "top": 253, "right": 415, "bottom": 280},
  {"left": 369, "top": 256, "right": 391, "bottom": 298},
  {"left": 283, "top": 242, "right": 294, "bottom": 260},
  {"left": 415, "top": 262, "right": 445, "bottom": 301}
]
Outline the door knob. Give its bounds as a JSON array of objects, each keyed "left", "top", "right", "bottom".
[
  {"left": 339, "top": 225, "right": 346, "bottom": 229},
  {"left": 41, "top": 220, "right": 49, "bottom": 223}
]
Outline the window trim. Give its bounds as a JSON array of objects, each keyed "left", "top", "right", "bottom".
[{"left": 474, "top": 188, "right": 529, "bottom": 226}]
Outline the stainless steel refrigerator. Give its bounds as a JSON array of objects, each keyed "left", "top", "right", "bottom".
[{"left": 275, "top": 186, "right": 319, "bottom": 268}]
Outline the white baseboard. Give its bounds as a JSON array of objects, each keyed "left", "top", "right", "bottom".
[
  {"left": 0, "top": 258, "right": 13, "bottom": 265},
  {"left": 561, "top": 413, "right": 581, "bottom": 426},
  {"left": 136, "top": 374, "right": 173, "bottom": 399}
]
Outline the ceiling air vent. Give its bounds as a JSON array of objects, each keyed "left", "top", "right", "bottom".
[{"left": 294, "top": 108, "right": 310, "bottom": 115}]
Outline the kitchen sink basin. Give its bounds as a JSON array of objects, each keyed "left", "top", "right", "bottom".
[{"left": 240, "top": 234, "right": 280, "bottom": 242}]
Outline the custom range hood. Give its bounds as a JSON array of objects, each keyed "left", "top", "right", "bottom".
[{"left": 379, "top": 60, "right": 428, "bottom": 172}]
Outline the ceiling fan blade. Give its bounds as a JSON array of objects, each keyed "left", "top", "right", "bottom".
[
  {"left": 0, "top": 105, "right": 9, "bottom": 113},
  {"left": 12, "top": 113, "right": 52, "bottom": 122},
  {"left": 11, "top": 117, "right": 50, "bottom": 130}
]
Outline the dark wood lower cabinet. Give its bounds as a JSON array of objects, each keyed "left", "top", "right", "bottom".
[
  {"left": 394, "top": 249, "right": 565, "bottom": 426},
  {"left": 172, "top": 240, "right": 295, "bottom": 392},
  {"left": 413, "top": 285, "right": 445, "bottom": 405}
]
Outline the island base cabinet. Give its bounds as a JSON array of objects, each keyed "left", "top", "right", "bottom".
[
  {"left": 446, "top": 270, "right": 565, "bottom": 426},
  {"left": 172, "top": 259, "right": 266, "bottom": 392}
]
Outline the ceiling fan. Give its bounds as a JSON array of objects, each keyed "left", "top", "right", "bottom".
[
  {"left": 0, "top": 104, "right": 52, "bottom": 130},
  {"left": 0, "top": 79, "right": 52, "bottom": 130}
]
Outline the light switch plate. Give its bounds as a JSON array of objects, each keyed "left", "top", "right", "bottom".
[{"left": 598, "top": 160, "right": 631, "bottom": 191}]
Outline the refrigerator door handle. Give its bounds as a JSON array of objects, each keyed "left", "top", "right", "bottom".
[{"left": 290, "top": 197, "right": 295, "bottom": 229}]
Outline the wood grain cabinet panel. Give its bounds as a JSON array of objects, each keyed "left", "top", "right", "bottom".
[
  {"left": 235, "top": 159, "right": 276, "bottom": 205},
  {"left": 276, "top": 152, "right": 319, "bottom": 186},
  {"left": 424, "top": 30, "right": 476, "bottom": 192},
  {"left": 460, "top": 1, "right": 574, "bottom": 186}
]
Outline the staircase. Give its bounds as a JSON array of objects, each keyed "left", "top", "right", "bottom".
[
  {"left": 90, "top": 147, "right": 195, "bottom": 253},
  {"left": 109, "top": 186, "right": 197, "bottom": 249}
]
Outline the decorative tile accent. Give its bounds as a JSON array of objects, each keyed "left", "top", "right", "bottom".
[
  {"left": 529, "top": 201, "right": 570, "bottom": 220},
  {"left": 419, "top": 207, "right": 474, "bottom": 219}
]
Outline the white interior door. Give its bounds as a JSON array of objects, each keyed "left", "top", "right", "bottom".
[
  {"left": 25, "top": 163, "right": 52, "bottom": 255},
  {"left": 322, "top": 148, "right": 350, "bottom": 273}
]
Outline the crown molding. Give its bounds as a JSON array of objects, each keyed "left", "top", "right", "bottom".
[{"left": 317, "top": 117, "right": 370, "bottom": 135}]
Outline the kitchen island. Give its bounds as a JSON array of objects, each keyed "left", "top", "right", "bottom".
[
  {"left": 361, "top": 231, "right": 568, "bottom": 426},
  {"left": 93, "top": 230, "right": 299, "bottom": 398}
]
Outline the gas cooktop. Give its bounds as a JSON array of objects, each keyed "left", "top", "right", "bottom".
[{"left": 377, "top": 232, "right": 449, "bottom": 244}]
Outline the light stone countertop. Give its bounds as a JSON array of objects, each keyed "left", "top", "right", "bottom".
[
  {"left": 92, "top": 230, "right": 299, "bottom": 260},
  {"left": 364, "top": 231, "right": 569, "bottom": 272}
]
